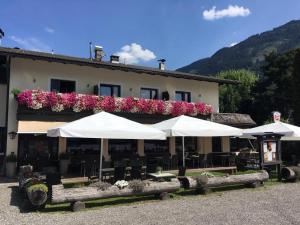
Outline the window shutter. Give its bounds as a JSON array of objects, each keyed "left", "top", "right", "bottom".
[{"left": 93, "top": 85, "right": 99, "bottom": 95}]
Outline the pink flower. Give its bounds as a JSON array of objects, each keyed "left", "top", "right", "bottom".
[
  {"left": 61, "top": 92, "right": 76, "bottom": 108},
  {"left": 136, "top": 98, "right": 151, "bottom": 113},
  {"left": 184, "top": 102, "right": 195, "bottom": 115},
  {"left": 171, "top": 101, "right": 186, "bottom": 116},
  {"left": 101, "top": 96, "right": 115, "bottom": 112},
  {"left": 195, "top": 102, "right": 206, "bottom": 114},
  {"left": 17, "top": 90, "right": 33, "bottom": 107},
  {"left": 16, "top": 89, "right": 213, "bottom": 116},
  {"left": 121, "top": 97, "right": 135, "bottom": 112}
]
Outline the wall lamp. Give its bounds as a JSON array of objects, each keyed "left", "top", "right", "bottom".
[{"left": 8, "top": 131, "right": 17, "bottom": 140}]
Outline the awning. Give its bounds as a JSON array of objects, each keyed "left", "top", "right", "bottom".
[{"left": 18, "top": 121, "right": 66, "bottom": 134}]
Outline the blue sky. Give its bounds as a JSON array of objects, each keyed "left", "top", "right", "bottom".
[{"left": 1, "top": 0, "right": 300, "bottom": 69}]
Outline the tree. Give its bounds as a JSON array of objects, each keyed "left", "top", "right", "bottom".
[
  {"left": 292, "top": 50, "right": 300, "bottom": 125},
  {"left": 252, "top": 49, "right": 300, "bottom": 124},
  {"left": 217, "top": 69, "right": 258, "bottom": 113}
]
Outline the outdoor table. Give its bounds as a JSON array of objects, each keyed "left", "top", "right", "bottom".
[{"left": 148, "top": 172, "right": 176, "bottom": 181}]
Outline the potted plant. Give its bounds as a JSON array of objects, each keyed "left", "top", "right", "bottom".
[
  {"left": 11, "top": 88, "right": 21, "bottom": 99},
  {"left": 6, "top": 152, "right": 17, "bottom": 178},
  {"left": 155, "top": 166, "right": 163, "bottom": 174},
  {"left": 59, "top": 153, "right": 70, "bottom": 175}
]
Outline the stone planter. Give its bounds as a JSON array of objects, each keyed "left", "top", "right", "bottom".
[
  {"left": 59, "top": 159, "right": 70, "bottom": 175},
  {"left": 6, "top": 162, "right": 17, "bottom": 178}
]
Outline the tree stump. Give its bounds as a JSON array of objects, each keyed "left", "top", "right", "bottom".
[
  {"left": 159, "top": 192, "right": 170, "bottom": 200},
  {"left": 71, "top": 201, "right": 86, "bottom": 212}
]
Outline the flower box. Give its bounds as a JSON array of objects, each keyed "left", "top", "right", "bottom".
[{"left": 16, "top": 89, "right": 213, "bottom": 117}]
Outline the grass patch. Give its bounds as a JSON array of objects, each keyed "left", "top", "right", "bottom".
[
  {"left": 63, "top": 181, "right": 91, "bottom": 189},
  {"left": 42, "top": 195, "right": 159, "bottom": 213},
  {"left": 42, "top": 169, "right": 282, "bottom": 213},
  {"left": 185, "top": 171, "right": 226, "bottom": 177}
]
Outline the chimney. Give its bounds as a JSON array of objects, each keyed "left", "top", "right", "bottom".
[
  {"left": 158, "top": 59, "right": 166, "bottom": 70},
  {"left": 94, "top": 45, "right": 104, "bottom": 61},
  {"left": 110, "top": 55, "right": 120, "bottom": 64}
]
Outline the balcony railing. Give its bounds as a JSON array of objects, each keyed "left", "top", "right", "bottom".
[{"left": 16, "top": 89, "right": 213, "bottom": 117}]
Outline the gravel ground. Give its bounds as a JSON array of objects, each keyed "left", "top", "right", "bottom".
[{"left": 0, "top": 182, "right": 300, "bottom": 225}]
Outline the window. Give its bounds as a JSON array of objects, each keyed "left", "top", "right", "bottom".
[
  {"left": 175, "top": 91, "right": 191, "bottom": 102},
  {"left": 140, "top": 88, "right": 158, "bottom": 99},
  {"left": 50, "top": 79, "right": 76, "bottom": 93},
  {"left": 100, "top": 84, "right": 121, "bottom": 97}
]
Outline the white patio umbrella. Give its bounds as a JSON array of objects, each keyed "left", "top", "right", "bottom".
[
  {"left": 47, "top": 111, "right": 166, "bottom": 179},
  {"left": 243, "top": 121, "right": 300, "bottom": 141},
  {"left": 151, "top": 115, "right": 243, "bottom": 167}
]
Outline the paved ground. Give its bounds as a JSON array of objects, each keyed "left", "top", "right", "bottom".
[{"left": 0, "top": 182, "right": 300, "bottom": 225}]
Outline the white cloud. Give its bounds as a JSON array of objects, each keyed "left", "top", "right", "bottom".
[
  {"left": 203, "top": 5, "right": 251, "bottom": 21},
  {"left": 45, "top": 27, "right": 55, "bottom": 34},
  {"left": 229, "top": 42, "right": 238, "bottom": 47},
  {"left": 10, "top": 35, "right": 51, "bottom": 52},
  {"left": 114, "top": 43, "right": 156, "bottom": 64}
]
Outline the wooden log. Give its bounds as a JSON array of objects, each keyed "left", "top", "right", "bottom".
[
  {"left": 281, "top": 166, "right": 300, "bottom": 181},
  {"left": 186, "top": 171, "right": 269, "bottom": 190},
  {"left": 52, "top": 179, "right": 181, "bottom": 204}
]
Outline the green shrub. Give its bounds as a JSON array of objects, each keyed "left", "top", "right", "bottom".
[
  {"left": 155, "top": 166, "right": 163, "bottom": 173},
  {"left": 11, "top": 88, "right": 21, "bottom": 97},
  {"left": 89, "top": 181, "right": 112, "bottom": 191},
  {"left": 59, "top": 153, "right": 70, "bottom": 160},
  {"left": 194, "top": 176, "right": 208, "bottom": 189},
  {"left": 27, "top": 183, "right": 48, "bottom": 193},
  {"left": 128, "top": 180, "right": 148, "bottom": 193},
  {"left": 6, "top": 153, "right": 17, "bottom": 162}
]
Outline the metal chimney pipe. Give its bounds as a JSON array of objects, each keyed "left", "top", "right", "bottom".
[{"left": 89, "top": 42, "right": 93, "bottom": 61}]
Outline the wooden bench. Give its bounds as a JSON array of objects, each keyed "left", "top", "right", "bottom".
[{"left": 166, "top": 166, "right": 238, "bottom": 176}]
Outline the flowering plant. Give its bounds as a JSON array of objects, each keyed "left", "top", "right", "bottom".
[
  {"left": 16, "top": 89, "right": 213, "bottom": 116},
  {"left": 114, "top": 180, "right": 128, "bottom": 189}
]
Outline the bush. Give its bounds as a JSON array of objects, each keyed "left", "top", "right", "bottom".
[
  {"left": 27, "top": 183, "right": 48, "bottom": 193},
  {"left": 89, "top": 181, "right": 112, "bottom": 191},
  {"left": 155, "top": 166, "right": 162, "bottom": 173},
  {"left": 59, "top": 153, "right": 70, "bottom": 160},
  {"left": 194, "top": 176, "right": 208, "bottom": 189},
  {"left": 11, "top": 88, "right": 21, "bottom": 97},
  {"left": 6, "top": 153, "right": 17, "bottom": 162},
  {"left": 128, "top": 180, "right": 148, "bottom": 193}
]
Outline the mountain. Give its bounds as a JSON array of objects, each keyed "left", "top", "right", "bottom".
[{"left": 178, "top": 20, "right": 300, "bottom": 75}]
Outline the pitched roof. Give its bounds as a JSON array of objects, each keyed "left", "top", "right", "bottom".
[
  {"left": 0, "top": 47, "right": 239, "bottom": 85},
  {"left": 211, "top": 113, "right": 256, "bottom": 128}
]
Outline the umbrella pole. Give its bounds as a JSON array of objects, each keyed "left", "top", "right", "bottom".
[
  {"left": 182, "top": 136, "right": 185, "bottom": 168},
  {"left": 99, "top": 138, "right": 104, "bottom": 180}
]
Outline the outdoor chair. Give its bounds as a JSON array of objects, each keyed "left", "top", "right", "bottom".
[
  {"left": 162, "top": 154, "right": 171, "bottom": 170},
  {"left": 202, "top": 154, "right": 213, "bottom": 168},
  {"left": 114, "top": 166, "right": 126, "bottom": 182},
  {"left": 228, "top": 155, "right": 236, "bottom": 166},
  {"left": 171, "top": 155, "right": 178, "bottom": 170},
  {"left": 130, "top": 166, "right": 142, "bottom": 179},
  {"left": 178, "top": 166, "right": 186, "bottom": 177},
  {"left": 80, "top": 160, "right": 86, "bottom": 177}
]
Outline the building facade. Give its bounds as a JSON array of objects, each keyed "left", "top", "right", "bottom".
[{"left": 0, "top": 47, "right": 253, "bottom": 173}]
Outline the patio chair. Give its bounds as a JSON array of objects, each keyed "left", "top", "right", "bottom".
[
  {"left": 130, "top": 165, "right": 142, "bottom": 179},
  {"left": 162, "top": 154, "right": 171, "bottom": 170},
  {"left": 171, "top": 155, "right": 178, "bottom": 170},
  {"left": 178, "top": 166, "right": 186, "bottom": 177},
  {"left": 228, "top": 155, "right": 236, "bottom": 166},
  {"left": 114, "top": 167, "right": 126, "bottom": 182}
]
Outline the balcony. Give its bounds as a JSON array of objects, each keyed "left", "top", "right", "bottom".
[{"left": 16, "top": 89, "right": 213, "bottom": 123}]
